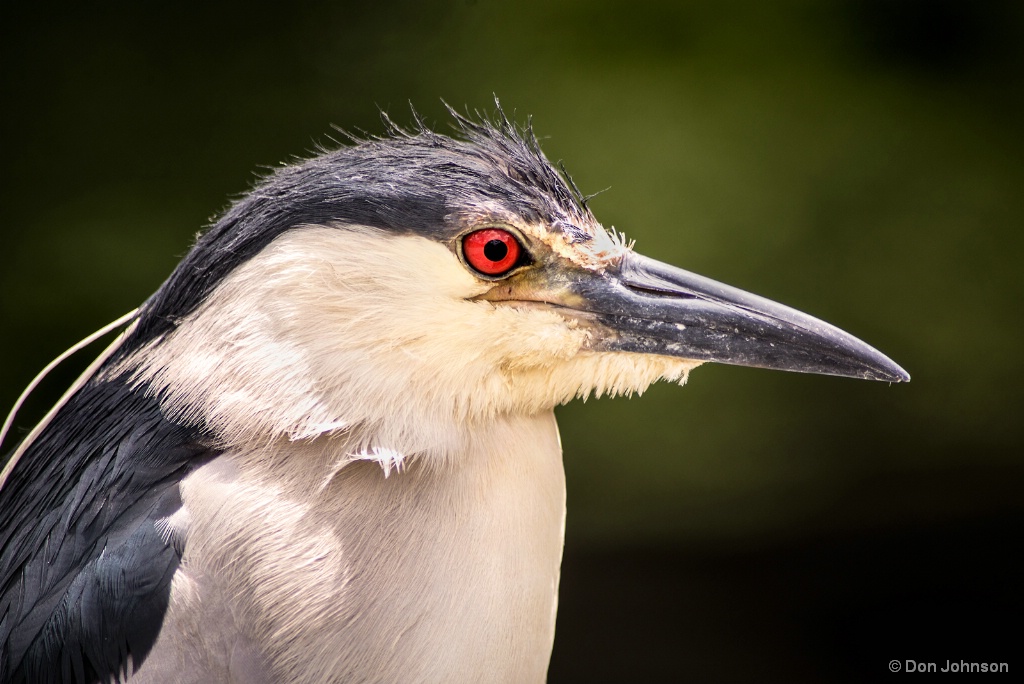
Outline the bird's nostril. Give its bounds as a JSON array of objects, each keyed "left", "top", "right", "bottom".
[{"left": 623, "top": 282, "right": 698, "bottom": 299}]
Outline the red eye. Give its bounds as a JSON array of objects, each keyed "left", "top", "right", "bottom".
[{"left": 462, "top": 228, "right": 522, "bottom": 276}]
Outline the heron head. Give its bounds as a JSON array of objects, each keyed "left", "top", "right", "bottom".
[{"left": 112, "top": 107, "right": 906, "bottom": 456}]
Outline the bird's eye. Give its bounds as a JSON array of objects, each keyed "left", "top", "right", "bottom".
[{"left": 462, "top": 228, "right": 523, "bottom": 276}]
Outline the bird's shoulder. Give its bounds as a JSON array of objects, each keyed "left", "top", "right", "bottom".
[{"left": 0, "top": 376, "right": 214, "bottom": 684}]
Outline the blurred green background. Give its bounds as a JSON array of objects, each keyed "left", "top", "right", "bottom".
[{"left": 2, "top": 1, "right": 1021, "bottom": 681}]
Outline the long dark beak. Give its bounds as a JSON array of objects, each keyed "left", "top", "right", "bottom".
[{"left": 573, "top": 252, "right": 909, "bottom": 382}]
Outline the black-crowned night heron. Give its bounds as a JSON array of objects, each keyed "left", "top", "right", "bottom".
[{"left": 0, "top": 106, "right": 908, "bottom": 683}]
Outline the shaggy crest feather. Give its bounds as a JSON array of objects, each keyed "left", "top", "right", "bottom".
[{"left": 115, "top": 101, "right": 631, "bottom": 355}]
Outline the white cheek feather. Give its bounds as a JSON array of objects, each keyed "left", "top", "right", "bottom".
[
  {"left": 109, "top": 224, "right": 697, "bottom": 461},
  {"left": 349, "top": 446, "right": 407, "bottom": 478}
]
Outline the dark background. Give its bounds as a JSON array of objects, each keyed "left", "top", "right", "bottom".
[{"left": 2, "top": 1, "right": 1021, "bottom": 681}]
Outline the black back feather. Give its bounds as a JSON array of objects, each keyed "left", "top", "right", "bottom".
[{"left": 0, "top": 379, "right": 213, "bottom": 683}]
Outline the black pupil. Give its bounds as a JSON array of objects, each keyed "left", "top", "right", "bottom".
[{"left": 483, "top": 239, "right": 508, "bottom": 262}]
